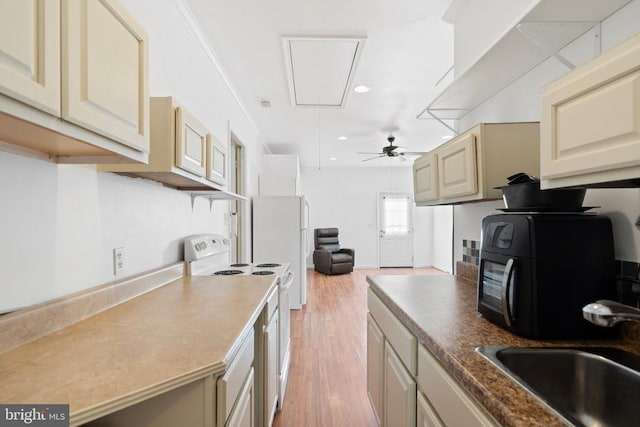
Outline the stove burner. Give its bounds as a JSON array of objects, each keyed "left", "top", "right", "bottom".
[
  {"left": 214, "top": 269, "right": 244, "bottom": 275},
  {"left": 256, "top": 263, "right": 281, "bottom": 268},
  {"left": 252, "top": 271, "right": 274, "bottom": 275},
  {"left": 230, "top": 263, "right": 249, "bottom": 267}
]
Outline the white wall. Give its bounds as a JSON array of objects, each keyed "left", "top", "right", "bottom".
[
  {"left": 301, "top": 166, "right": 436, "bottom": 268},
  {"left": 0, "top": 0, "right": 266, "bottom": 312},
  {"left": 452, "top": 0, "right": 640, "bottom": 266}
]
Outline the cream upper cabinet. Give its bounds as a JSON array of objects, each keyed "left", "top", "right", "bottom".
[
  {"left": 412, "top": 153, "right": 438, "bottom": 203},
  {"left": 63, "top": 0, "right": 149, "bottom": 152},
  {"left": 0, "top": 0, "right": 60, "bottom": 115},
  {"left": 438, "top": 133, "right": 477, "bottom": 199},
  {"left": 413, "top": 122, "right": 540, "bottom": 206},
  {"left": 176, "top": 106, "right": 207, "bottom": 177},
  {"left": 0, "top": 0, "right": 149, "bottom": 163},
  {"left": 99, "top": 97, "right": 233, "bottom": 192},
  {"left": 541, "top": 32, "right": 640, "bottom": 189},
  {"left": 207, "top": 134, "right": 228, "bottom": 186}
]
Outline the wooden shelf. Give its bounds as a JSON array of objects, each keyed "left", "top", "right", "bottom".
[{"left": 418, "top": 0, "right": 632, "bottom": 125}]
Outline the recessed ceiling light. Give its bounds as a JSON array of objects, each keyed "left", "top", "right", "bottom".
[
  {"left": 337, "top": 136, "right": 348, "bottom": 140},
  {"left": 442, "top": 135, "right": 453, "bottom": 140},
  {"left": 353, "top": 85, "right": 371, "bottom": 93},
  {"left": 330, "top": 157, "right": 337, "bottom": 161},
  {"left": 260, "top": 100, "right": 272, "bottom": 108}
]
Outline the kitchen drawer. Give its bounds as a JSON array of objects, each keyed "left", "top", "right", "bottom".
[
  {"left": 217, "top": 331, "right": 254, "bottom": 426},
  {"left": 367, "top": 289, "right": 417, "bottom": 375},
  {"left": 417, "top": 345, "right": 496, "bottom": 427}
]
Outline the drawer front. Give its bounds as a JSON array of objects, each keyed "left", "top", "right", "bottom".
[
  {"left": 417, "top": 345, "right": 496, "bottom": 427},
  {"left": 218, "top": 331, "right": 255, "bottom": 425},
  {"left": 367, "top": 289, "right": 417, "bottom": 375}
]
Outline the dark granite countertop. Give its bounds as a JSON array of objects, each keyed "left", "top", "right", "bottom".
[{"left": 366, "top": 265, "right": 640, "bottom": 427}]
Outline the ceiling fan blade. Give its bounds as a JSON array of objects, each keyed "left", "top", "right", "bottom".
[
  {"left": 396, "top": 155, "right": 407, "bottom": 161},
  {"left": 357, "top": 152, "right": 384, "bottom": 155},
  {"left": 361, "top": 155, "right": 385, "bottom": 162},
  {"left": 401, "top": 151, "right": 428, "bottom": 156}
]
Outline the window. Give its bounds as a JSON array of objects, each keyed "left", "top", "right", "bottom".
[{"left": 382, "top": 195, "right": 411, "bottom": 235}]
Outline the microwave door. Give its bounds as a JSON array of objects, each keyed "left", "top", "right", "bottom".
[{"left": 501, "top": 259, "right": 515, "bottom": 327}]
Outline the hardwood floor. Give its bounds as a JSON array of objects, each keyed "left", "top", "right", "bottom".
[{"left": 273, "top": 267, "right": 445, "bottom": 427}]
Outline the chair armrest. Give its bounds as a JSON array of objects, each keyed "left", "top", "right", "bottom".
[
  {"left": 313, "top": 249, "right": 332, "bottom": 265},
  {"left": 339, "top": 248, "right": 355, "bottom": 264}
]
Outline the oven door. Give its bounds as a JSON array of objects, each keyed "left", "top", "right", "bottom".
[{"left": 478, "top": 254, "right": 517, "bottom": 328}]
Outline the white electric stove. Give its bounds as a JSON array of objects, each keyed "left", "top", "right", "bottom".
[{"left": 184, "top": 234, "right": 293, "bottom": 410}]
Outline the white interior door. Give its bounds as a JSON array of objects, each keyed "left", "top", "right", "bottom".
[{"left": 378, "top": 193, "right": 413, "bottom": 268}]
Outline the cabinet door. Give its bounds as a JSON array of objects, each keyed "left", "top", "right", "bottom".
[
  {"left": 541, "top": 33, "right": 640, "bottom": 187},
  {"left": 265, "top": 310, "right": 279, "bottom": 427},
  {"left": 227, "top": 368, "right": 254, "bottom": 427},
  {"left": 367, "top": 314, "right": 384, "bottom": 426},
  {"left": 417, "top": 390, "right": 444, "bottom": 427},
  {"left": 413, "top": 153, "right": 439, "bottom": 203},
  {"left": 437, "top": 133, "right": 477, "bottom": 199},
  {"left": 175, "top": 106, "right": 207, "bottom": 177},
  {"left": 62, "top": 0, "right": 149, "bottom": 152},
  {"left": 207, "top": 134, "right": 227, "bottom": 185},
  {"left": 384, "top": 341, "right": 416, "bottom": 427},
  {"left": 0, "top": 0, "right": 60, "bottom": 115}
]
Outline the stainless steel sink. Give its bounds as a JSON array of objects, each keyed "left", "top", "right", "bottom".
[{"left": 476, "top": 346, "right": 640, "bottom": 426}]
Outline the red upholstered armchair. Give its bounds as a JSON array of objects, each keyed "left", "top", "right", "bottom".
[{"left": 313, "top": 228, "right": 355, "bottom": 275}]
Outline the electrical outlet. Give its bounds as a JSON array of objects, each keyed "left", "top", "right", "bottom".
[{"left": 113, "top": 247, "right": 125, "bottom": 275}]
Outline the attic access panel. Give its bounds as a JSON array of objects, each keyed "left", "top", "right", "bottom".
[{"left": 283, "top": 36, "right": 366, "bottom": 108}]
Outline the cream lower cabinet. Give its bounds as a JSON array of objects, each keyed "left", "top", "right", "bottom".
[
  {"left": 413, "top": 122, "right": 540, "bottom": 206},
  {"left": 367, "top": 289, "right": 417, "bottom": 427},
  {"left": 367, "top": 314, "right": 384, "bottom": 425},
  {"left": 255, "top": 286, "right": 279, "bottom": 427},
  {"left": 541, "top": 32, "right": 640, "bottom": 189},
  {"left": 0, "top": 0, "right": 149, "bottom": 162},
  {"left": 84, "top": 331, "right": 255, "bottom": 427},
  {"left": 384, "top": 341, "right": 416, "bottom": 427},
  {"left": 417, "top": 390, "right": 444, "bottom": 427},
  {"left": 367, "top": 288, "right": 497, "bottom": 427},
  {"left": 264, "top": 308, "right": 279, "bottom": 426},
  {"left": 417, "top": 345, "right": 496, "bottom": 427}
]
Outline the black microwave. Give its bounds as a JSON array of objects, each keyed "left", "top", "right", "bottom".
[{"left": 477, "top": 214, "right": 617, "bottom": 339}]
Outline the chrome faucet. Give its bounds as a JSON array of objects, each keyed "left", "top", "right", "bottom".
[{"left": 583, "top": 300, "right": 640, "bottom": 327}]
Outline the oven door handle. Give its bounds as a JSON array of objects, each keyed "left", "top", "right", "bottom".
[
  {"left": 281, "top": 271, "right": 294, "bottom": 290},
  {"left": 501, "top": 258, "right": 515, "bottom": 327}
]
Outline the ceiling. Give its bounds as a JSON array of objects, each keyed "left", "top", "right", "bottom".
[{"left": 184, "top": 0, "right": 456, "bottom": 168}]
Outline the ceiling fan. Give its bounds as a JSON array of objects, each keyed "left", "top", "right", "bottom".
[{"left": 358, "top": 135, "right": 426, "bottom": 162}]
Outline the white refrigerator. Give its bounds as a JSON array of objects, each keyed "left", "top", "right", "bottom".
[{"left": 252, "top": 196, "right": 310, "bottom": 309}]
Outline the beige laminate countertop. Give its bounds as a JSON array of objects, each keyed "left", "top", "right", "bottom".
[
  {"left": 367, "top": 273, "right": 640, "bottom": 427},
  {"left": 0, "top": 274, "right": 277, "bottom": 425}
]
